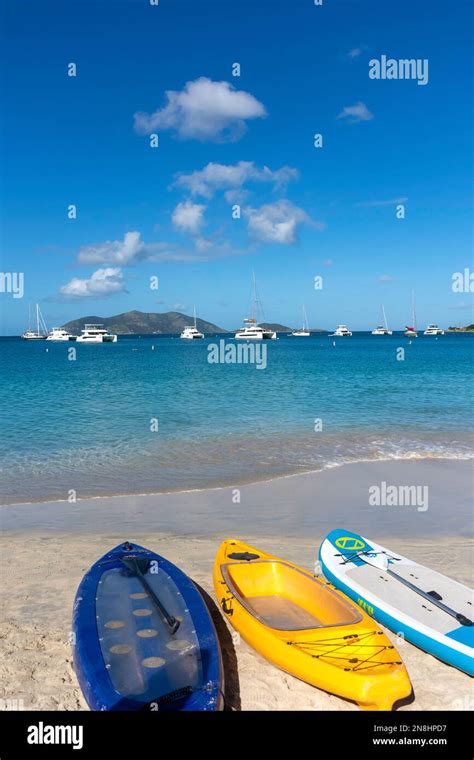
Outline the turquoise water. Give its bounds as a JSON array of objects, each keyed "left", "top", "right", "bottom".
[{"left": 0, "top": 333, "right": 472, "bottom": 504}]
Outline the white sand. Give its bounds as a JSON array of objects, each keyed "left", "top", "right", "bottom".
[{"left": 0, "top": 460, "right": 472, "bottom": 711}]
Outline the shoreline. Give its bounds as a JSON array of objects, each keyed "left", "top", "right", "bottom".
[
  {"left": 1, "top": 452, "right": 473, "bottom": 509},
  {"left": 1, "top": 459, "right": 472, "bottom": 539}
]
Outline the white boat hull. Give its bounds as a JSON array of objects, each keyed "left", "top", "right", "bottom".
[{"left": 76, "top": 336, "right": 117, "bottom": 343}]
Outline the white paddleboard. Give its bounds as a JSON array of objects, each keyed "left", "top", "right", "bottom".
[{"left": 319, "top": 529, "right": 473, "bottom": 676}]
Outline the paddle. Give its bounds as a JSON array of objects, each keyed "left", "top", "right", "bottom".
[
  {"left": 120, "top": 556, "right": 180, "bottom": 634},
  {"left": 358, "top": 552, "right": 473, "bottom": 627}
]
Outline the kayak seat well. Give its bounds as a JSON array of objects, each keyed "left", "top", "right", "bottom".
[
  {"left": 222, "top": 560, "right": 362, "bottom": 631},
  {"left": 247, "top": 595, "right": 322, "bottom": 629}
]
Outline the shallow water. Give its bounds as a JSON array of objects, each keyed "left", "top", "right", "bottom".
[{"left": 1, "top": 332, "right": 472, "bottom": 504}]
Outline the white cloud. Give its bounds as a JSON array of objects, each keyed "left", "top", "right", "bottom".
[
  {"left": 195, "top": 237, "right": 213, "bottom": 252},
  {"left": 224, "top": 188, "right": 249, "bottom": 204},
  {"left": 173, "top": 160, "right": 298, "bottom": 199},
  {"left": 337, "top": 101, "right": 374, "bottom": 123},
  {"left": 171, "top": 303, "right": 187, "bottom": 311},
  {"left": 244, "top": 200, "right": 321, "bottom": 245},
  {"left": 134, "top": 77, "right": 266, "bottom": 142},
  {"left": 60, "top": 268, "right": 125, "bottom": 298},
  {"left": 378, "top": 274, "right": 395, "bottom": 282},
  {"left": 348, "top": 48, "right": 362, "bottom": 59},
  {"left": 77, "top": 231, "right": 182, "bottom": 266},
  {"left": 172, "top": 201, "right": 206, "bottom": 234}
]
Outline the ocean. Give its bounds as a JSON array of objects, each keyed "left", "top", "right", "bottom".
[{"left": 0, "top": 332, "right": 472, "bottom": 504}]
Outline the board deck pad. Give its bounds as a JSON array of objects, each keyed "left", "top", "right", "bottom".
[{"left": 345, "top": 564, "right": 468, "bottom": 635}]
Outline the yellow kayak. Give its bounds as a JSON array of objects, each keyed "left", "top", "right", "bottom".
[{"left": 214, "top": 539, "right": 412, "bottom": 711}]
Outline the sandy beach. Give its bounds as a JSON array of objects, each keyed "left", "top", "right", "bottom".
[{"left": 0, "top": 460, "right": 472, "bottom": 711}]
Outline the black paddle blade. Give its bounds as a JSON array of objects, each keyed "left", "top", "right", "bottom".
[
  {"left": 427, "top": 590, "right": 443, "bottom": 601},
  {"left": 120, "top": 556, "right": 150, "bottom": 574}
]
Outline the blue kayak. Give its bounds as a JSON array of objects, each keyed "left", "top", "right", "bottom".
[{"left": 72, "top": 541, "right": 223, "bottom": 710}]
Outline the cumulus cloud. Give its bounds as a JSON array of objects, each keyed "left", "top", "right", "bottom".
[
  {"left": 172, "top": 201, "right": 206, "bottom": 234},
  {"left": 60, "top": 268, "right": 126, "bottom": 298},
  {"left": 244, "top": 200, "right": 322, "bottom": 245},
  {"left": 77, "top": 231, "right": 180, "bottom": 266},
  {"left": 134, "top": 77, "right": 266, "bottom": 142},
  {"left": 173, "top": 160, "right": 298, "bottom": 199},
  {"left": 337, "top": 101, "right": 374, "bottom": 123},
  {"left": 348, "top": 47, "right": 362, "bottom": 59},
  {"left": 378, "top": 274, "right": 395, "bottom": 282}
]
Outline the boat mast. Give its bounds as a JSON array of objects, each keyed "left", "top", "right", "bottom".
[
  {"left": 302, "top": 305, "right": 308, "bottom": 331},
  {"left": 36, "top": 303, "right": 40, "bottom": 336},
  {"left": 251, "top": 271, "right": 257, "bottom": 322},
  {"left": 193, "top": 306, "right": 197, "bottom": 329},
  {"left": 412, "top": 291, "right": 417, "bottom": 331},
  {"left": 382, "top": 305, "right": 389, "bottom": 332}
]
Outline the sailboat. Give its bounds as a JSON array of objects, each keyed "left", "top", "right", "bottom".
[
  {"left": 180, "top": 307, "right": 204, "bottom": 339},
  {"left": 21, "top": 303, "right": 48, "bottom": 340},
  {"left": 404, "top": 292, "right": 418, "bottom": 337},
  {"left": 235, "top": 273, "right": 276, "bottom": 340},
  {"left": 372, "top": 305, "right": 392, "bottom": 335},
  {"left": 292, "top": 305, "right": 310, "bottom": 336}
]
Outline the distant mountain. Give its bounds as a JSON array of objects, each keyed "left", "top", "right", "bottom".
[
  {"left": 259, "top": 322, "right": 292, "bottom": 333},
  {"left": 259, "top": 323, "right": 327, "bottom": 333},
  {"left": 62, "top": 310, "right": 228, "bottom": 335},
  {"left": 447, "top": 324, "right": 474, "bottom": 332}
]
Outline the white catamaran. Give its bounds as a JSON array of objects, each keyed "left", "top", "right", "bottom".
[
  {"left": 22, "top": 303, "right": 48, "bottom": 340},
  {"left": 180, "top": 307, "right": 204, "bottom": 339},
  {"left": 292, "top": 306, "right": 310, "bottom": 337},
  {"left": 372, "top": 305, "right": 392, "bottom": 335},
  {"left": 235, "top": 273, "right": 276, "bottom": 340},
  {"left": 76, "top": 324, "right": 117, "bottom": 343},
  {"left": 47, "top": 327, "right": 76, "bottom": 341},
  {"left": 424, "top": 324, "right": 444, "bottom": 336},
  {"left": 329, "top": 324, "right": 352, "bottom": 337}
]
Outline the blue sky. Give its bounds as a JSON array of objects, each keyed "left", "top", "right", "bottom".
[{"left": 1, "top": 0, "right": 472, "bottom": 333}]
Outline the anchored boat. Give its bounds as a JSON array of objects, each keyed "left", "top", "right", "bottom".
[
  {"left": 235, "top": 273, "right": 276, "bottom": 340},
  {"left": 21, "top": 303, "right": 48, "bottom": 340},
  {"left": 180, "top": 307, "right": 204, "bottom": 339},
  {"left": 76, "top": 324, "right": 117, "bottom": 343},
  {"left": 329, "top": 324, "right": 352, "bottom": 337},
  {"left": 292, "top": 305, "right": 310, "bottom": 337}
]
